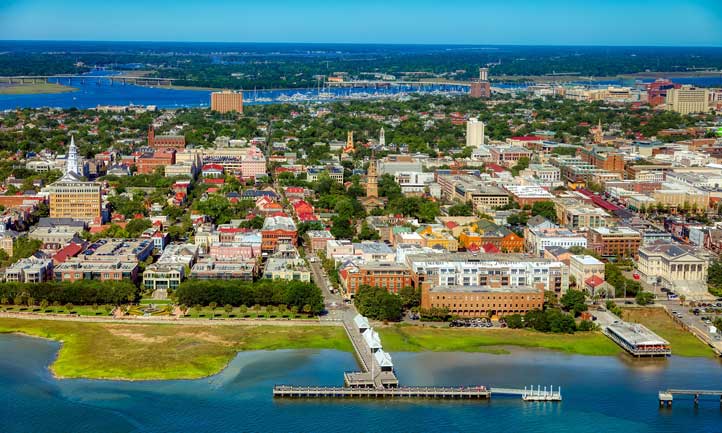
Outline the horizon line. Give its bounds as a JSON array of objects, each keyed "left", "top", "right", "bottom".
[{"left": 1, "top": 39, "right": 722, "bottom": 49}]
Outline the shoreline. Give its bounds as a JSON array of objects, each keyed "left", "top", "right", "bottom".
[{"left": 0, "top": 82, "right": 78, "bottom": 95}]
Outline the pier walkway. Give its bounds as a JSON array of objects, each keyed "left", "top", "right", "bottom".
[
  {"left": 273, "top": 385, "right": 491, "bottom": 399},
  {"left": 658, "top": 389, "right": 722, "bottom": 407}
]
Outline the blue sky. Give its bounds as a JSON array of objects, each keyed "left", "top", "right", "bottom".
[{"left": 1, "top": 0, "right": 721, "bottom": 46}]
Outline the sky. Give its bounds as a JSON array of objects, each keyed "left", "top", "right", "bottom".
[{"left": 1, "top": 0, "right": 721, "bottom": 46}]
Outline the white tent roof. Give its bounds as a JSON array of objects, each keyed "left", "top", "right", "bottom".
[
  {"left": 354, "top": 314, "right": 370, "bottom": 330},
  {"left": 362, "top": 328, "right": 382, "bottom": 349},
  {"left": 374, "top": 350, "right": 393, "bottom": 368}
]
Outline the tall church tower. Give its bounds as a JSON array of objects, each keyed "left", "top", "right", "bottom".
[
  {"left": 379, "top": 127, "right": 385, "bottom": 147},
  {"left": 593, "top": 119, "right": 604, "bottom": 144},
  {"left": 366, "top": 152, "right": 379, "bottom": 199},
  {"left": 147, "top": 125, "right": 155, "bottom": 147}
]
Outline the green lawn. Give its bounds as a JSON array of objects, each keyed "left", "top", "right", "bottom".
[
  {"left": 622, "top": 307, "right": 716, "bottom": 358},
  {"left": 379, "top": 325, "right": 621, "bottom": 356},
  {"left": 0, "top": 319, "right": 351, "bottom": 380}
]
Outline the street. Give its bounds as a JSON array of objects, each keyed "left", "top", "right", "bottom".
[{"left": 306, "top": 252, "right": 352, "bottom": 322}]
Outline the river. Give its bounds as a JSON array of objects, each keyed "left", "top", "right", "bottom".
[
  {"left": 1, "top": 334, "right": 721, "bottom": 432},
  {"left": 0, "top": 71, "right": 468, "bottom": 110}
]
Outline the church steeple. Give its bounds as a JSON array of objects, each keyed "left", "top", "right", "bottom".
[
  {"left": 366, "top": 151, "right": 378, "bottom": 199},
  {"left": 60, "top": 135, "right": 81, "bottom": 181}
]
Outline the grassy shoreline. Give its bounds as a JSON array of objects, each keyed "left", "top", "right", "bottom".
[
  {"left": 0, "top": 82, "right": 78, "bottom": 95},
  {"left": 378, "top": 325, "right": 622, "bottom": 356},
  {"left": 0, "top": 318, "right": 351, "bottom": 381}
]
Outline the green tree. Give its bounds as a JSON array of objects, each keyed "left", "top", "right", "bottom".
[
  {"left": 635, "top": 291, "right": 655, "bottom": 306},
  {"left": 505, "top": 313, "right": 524, "bottom": 329},
  {"left": 560, "top": 289, "right": 587, "bottom": 317},
  {"left": 448, "top": 202, "right": 474, "bottom": 216},
  {"left": 357, "top": 221, "right": 380, "bottom": 241},
  {"left": 354, "top": 286, "right": 403, "bottom": 321},
  {"left": 531, "top": 201, "right": 557, "bottom": 223}
]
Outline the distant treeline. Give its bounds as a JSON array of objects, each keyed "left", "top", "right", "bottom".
[
  {"left": 174, "top": 280, "right": 324, "bottom": 313},
  {"left": 3, "top": 44, "right": 722, "bottom": 89},
  {"left": 0, "top": 281, "right": 137, "bottom": 305}
]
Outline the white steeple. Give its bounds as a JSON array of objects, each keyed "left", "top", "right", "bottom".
[
  {"left": 379, "top": 127, "right": 385, "bottom": 147},
  {"left": 60, "top": 135, "right": 81, "bottom": 181}
]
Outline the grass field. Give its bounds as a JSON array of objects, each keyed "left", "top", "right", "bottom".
[
  {"left": 0, "top": 319, "right": 352, "bottom": 380},
  {"left": 0, "top": 82, "right": 77, "bottom": 94},
  {"left": 378, "top": 325, "right": 621, "bottom": 356},
  {"left": 622, "top": 307, "right": 715, "bottom": 358}
]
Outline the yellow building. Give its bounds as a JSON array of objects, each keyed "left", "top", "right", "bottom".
[
  {"left": 420, "top": 230, "right": 459, "bottom": 252},
  {"left": 47, "top": 137, "right": 102, "bottom": 222},
  {"left": 666, "top": 86, "right": 710, "bottom": 115},
  {"left": 210, "top": 90, "right": 244, "bottom": 114},
  {"left": 458, "top": 230, "right": 483, "bottom": 249}
]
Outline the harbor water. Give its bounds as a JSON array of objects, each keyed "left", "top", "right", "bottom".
[{"left": 1, "top": 334, "right": 721, "bottom": 432}]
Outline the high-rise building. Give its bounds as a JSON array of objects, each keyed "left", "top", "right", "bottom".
[
  {"left": 47, "top": 136, "right": 102, "bottom": 223},
  {"left": 210, "top": 90, "right": 244, "bottom": 114},
  {"left": 465, "top": 118, "right": 485, "bottom": 148},
  {"left": 665, "top": 86, "right": 710, "bottom": 115}
]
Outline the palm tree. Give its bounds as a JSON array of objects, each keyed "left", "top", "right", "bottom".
[
  {"left": 193, "top": 304, "right": 202, "bottom": 317},
  {"left": 0, "top": 297, "right": 7, "bottom": 306},
  {"left": 39, "top": 299, "right": 49, "bottom": 312},
  {"left": 65, "top": 303, "right": 74, "bottom": 314},
  {"left": 209, "top": 302, "right": 218, "bottom": 316},
  {"left": 266, "top": 305, "right": 276, "bottom": 318},
  {"left": 224, "top": 304, "right": 233, "bottom": 316},
  {"left": 26, "top": 297, "right": 35, "bottom": 308},
  {"left": 252, "top": 304, "right": 261, "bottom": 316},
  {"left": 239, "top": 304, "right": 248, "bottom": 316},
  {"left": 302, "top": 304, "right": 312, "bottom": 316},
  {"left": 290, "top": 305, "right": 299, "bottom": 317}
]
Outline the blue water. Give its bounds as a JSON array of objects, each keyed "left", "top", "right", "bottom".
[
  {"left": 1, "top": 334, "right": 721, "bottom": 432},
  {"left": 0, "top": 71, "right": 468, "bottom": 110}
]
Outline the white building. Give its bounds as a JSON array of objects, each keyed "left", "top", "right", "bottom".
[
  {"left": 524, "top": 227, "right": 588, "bottom": 257},
  {"left": 466, "top": 118, "right": 485, "bottom": 148}
]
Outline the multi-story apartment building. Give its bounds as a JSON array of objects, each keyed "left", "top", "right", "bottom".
[
  {"left": 306, "top": 164, "right": 344, "bottom": 183},
  {"left": 466, "top": 118, "right": 485, "bottom": 148},
  {"left": 142, "top": 244, "right": 199, "bottom": 292},
  {"left": 240, "top": 145, "right": 266, "bottom": 180},
  {"left": 191, "top": 259, "right": 256, "bottom": 281},
  {"left": 587, "top": 226, "right": 641, "bottom": 259},
  {"left": 261, "top": 216, "right": 297, "bottom": 253},
  {"left": 489, "top": 146, "right": 533, "bottom": 168},
  {"left": 577, "top": 146, "right": 625, "bottom": 175},
  {"left": 4, "top": 257, "right": 53, "bottom": 283},
  {"left": 666, "top": 86, "right": 710, "bottom": 115},
  {"left": 421, "top": 285, "right": 544, "bottom": 318},
  {"left": 569, "top": 255, "right": 605, "bottom": 288},
  {"left": 524, "top": 227, "right": 588, "bottom": 257},
  {"left": 436, "top": 174, "right": 509, "bottom": 211},
  {"left": 339, "top": 261, "right": 413, "bottom": 295},
  {"left": 406, "top": 252, "right": 569, "bottom": 294},
  {"left": 136, "top": 151, "right": 176, "bottom": 175},
  {"left": 210, "top": 90, "right": 244, "bottom": 114},
  {"left": 554, "top": 198, "right": 611, "bottom": 230},
  {"left": 54, "top": 259, "right": 139, "bottom": 283}
]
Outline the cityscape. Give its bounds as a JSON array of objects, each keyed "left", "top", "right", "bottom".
[{"left": 1, "top": 1, "right": 722, "bottom": 432}]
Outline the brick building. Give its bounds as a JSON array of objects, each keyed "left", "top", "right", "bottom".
[{"left": 421, "top": 285, "right": 544, "bottom": 318}]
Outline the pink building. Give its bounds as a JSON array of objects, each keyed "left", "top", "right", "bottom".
[
  {"left": 241, "top": 146, "right": 267, "bottom": 180},
  {"left": 208, "top": 242, "right": 257, "bottom": 260}
]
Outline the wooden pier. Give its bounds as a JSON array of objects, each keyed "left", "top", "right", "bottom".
[
  {"left": 274, "top": 314, "right": 561, "bottom": 403},
  {"left": 273, "top": 385, "right": 490, "bottom": 399},
  {"left": 658, "top": 389, "right": 722, "bottom": 408}
]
